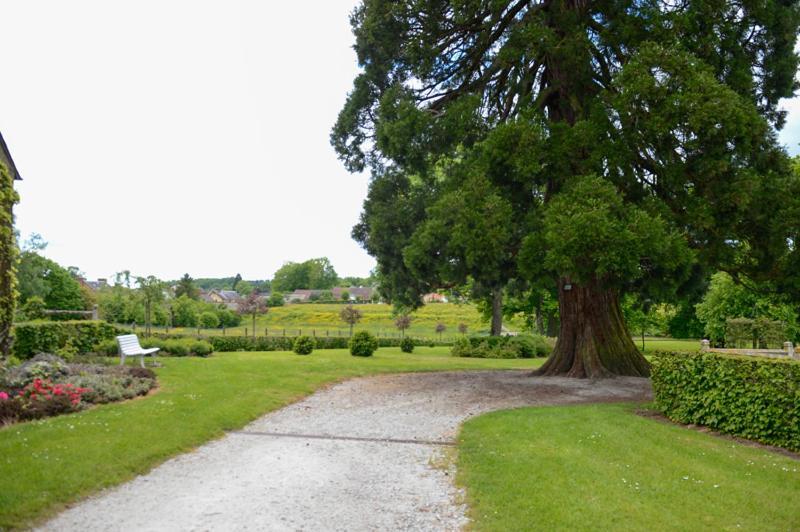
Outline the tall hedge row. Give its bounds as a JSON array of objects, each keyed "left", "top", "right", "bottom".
[
  {"left": 651, "top": 351, "right": 800, "bottom": 451},
  {"left": 13, "top": 321, "right": 124, "bottom": 359},
  {"left": 207, "top": 335, "right": 449, "bottom": 352}
]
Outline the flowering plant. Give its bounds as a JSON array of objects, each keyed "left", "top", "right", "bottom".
[
  {"left": 18, "top": 379, "right": 90, "bottom": 406},
  {"left": 0, "top": 391, "right": 8, "bottom": 400}
]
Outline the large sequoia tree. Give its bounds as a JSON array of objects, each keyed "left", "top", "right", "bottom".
[{"left": 333, "top": 0, "right": 800, "bottom": 377}]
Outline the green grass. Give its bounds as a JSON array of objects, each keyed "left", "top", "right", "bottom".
[
  {"left": 457, "top": 403, "right": 800, "bottom": 531},
  {"left": 0, "top": 347, "right": 538, "bottom": 529},
  {"left": 637, "top": 336, "right": 699, "bottom": 353},
  {"left": 152, "top": 302, "right": 530, "bottom": 339}
]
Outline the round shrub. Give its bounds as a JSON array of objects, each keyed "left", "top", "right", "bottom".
[
  {"left": 198, "top": 311, "right": 220, "bottom": 329},
  {"left": 400, "top": 337, "right": 414, "bottom": 353},
  {"left": 349, "top": 331, "right": 378, "bottom": 357},
  {"left": 293, "top": 335, "right": 314, "bottom": 355}
]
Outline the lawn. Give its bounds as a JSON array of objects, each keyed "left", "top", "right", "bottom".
[
  {"left": 638, "top": 336, "right": 699, "bottom": 353},
  {"left": 457, "top": 403, "right": 800, "bottom": 531},
  {"left": 0, "top": 347, "right": 537, "bottom": 529},
  {"left": 149, "top": 302, "right": 529, "bottom": 339}
]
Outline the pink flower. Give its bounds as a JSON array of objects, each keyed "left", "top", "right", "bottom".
[{"left": 0, "top": 392, "right": 8, "bottom": 400}]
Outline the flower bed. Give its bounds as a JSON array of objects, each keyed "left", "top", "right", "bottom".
[{"left": 0, "top": 354, "right": 157, "bottom": 425}]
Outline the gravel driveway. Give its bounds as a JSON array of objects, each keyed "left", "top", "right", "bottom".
[{"left": 39, "top": 370, "right": 651, "bottom": 531}]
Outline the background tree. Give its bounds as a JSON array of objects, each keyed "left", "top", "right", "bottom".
[
  {"left": 266, "top": 292, "right": 285, "bottom": 307},
  {"left": 334, "top": 1, "right": 800, "bottom": 377},
  {"left": 458, "top": 323, "right": 468, "bottom": 335},
  {"left": 395, "top": 314, "right": 411, "bottom": 338},
  {"left": 198, "top": 311, "right": 220, "bottom": 329},
  {"left": 435, "top": 322, "right": 446, "bottom": 340},
  {"left": 272, "top": 258, "right": 339, "bottom": 292},
  {"left": 238, "top": 292, "right": 267, "bottom": 338},
  {"left": 136, "top": 276, "right": 164, "bottom": 337},
  {"left": 175, "top": 273, "right": 199, "bottom": 300},
  {"left": 232, "top": 273, "right": 242, "bottom": 291},
  {"left": 695, "top": 272, "right": 798, "bottom": 346},
  {"left": 340, "top": 305, "right": 362, "bottom": 336},
  {"left": 0, "top": 162, "right": 18, "bottom": 359},
  {"left": 340, "top": 290, "right": 350, "bottom": 302},
  {"left": 235, "top": 280, "right": 254, "bottom": 296}
]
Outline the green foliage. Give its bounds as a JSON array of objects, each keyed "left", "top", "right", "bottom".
[
  {"left": 695, "top": 272, "right": 798, "bottom": 345},
  {"left": 400, "top": 337, "right": 414, "bottom": 353},
  {"left": 266, "top": 292, "right": 285, "bottom": 307},
  {"left": 13, "top": 321, "right": 123, "bottom": 360},
  {"left": 451, "top": 335, "right": 550, "bottom": 359},
  {"left": 174, "top": 274, "right": 199, "bottom": 299},
  {"left": 138, "top": 338, "right": 213, "bottom": 357},
  {"left": 349, "top": 331, "right": 378, "bottom": 357},
  {"left": 539, "top": 175, "right": 692, "bottom": 289},
  {"left": 172, "top": 295, "right": 199, "bottom": 327},
  {"left": 206, "top": 335, "right": 449, "bottom": 353},
  {"left": 198, "top": 311, "right": 220, "bottom": 329},
  {"left": 20, "top": 295, "right": 45, "bottom": 321},
  {"left": 0, "top": 162, "right": 17, "bottom": 359},
  {"left": 724, "top": 318, "right": 787, "bottom": 349},
  {"left": 293, "top": 335, "right": 314, "bottom": 356},
  {"left": 17, "top": 251, "right": 90, "bottom": 312},
  {"left": 651, "top": 351, "right": 800, "bottom": 451},
  {"left": 272, "top": 258, "right": 338, "bottom": 292}
]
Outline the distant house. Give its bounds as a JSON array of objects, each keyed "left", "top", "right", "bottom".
[
  {"left": 283, "top": 286, "right": 376, "bottom": 303},
  {"left": 423, "top": 293, "right": 448, "bottom": 303},
  {"left": 332, "top": 286, "right": 374, "bottom": 301},
  {"left": 204, "top": 289, "right": 242, "bottom": 309},
  {"left": 84, "top": 278, "right": 108, "bottom": 291},
  {"left": 0, "top": 132, "right": 22, "bottom": 182}
]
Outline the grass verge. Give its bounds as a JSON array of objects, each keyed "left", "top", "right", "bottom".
[
  {"left": 0, "top": 347, "right": 538, "bottom": 529},
  {"left": 457, "top": 403, "right": 799, "bottom": 531}
]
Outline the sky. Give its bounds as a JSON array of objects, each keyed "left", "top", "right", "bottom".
[{"left": 1, "top": 1, "right": 799, "bottom": 283}]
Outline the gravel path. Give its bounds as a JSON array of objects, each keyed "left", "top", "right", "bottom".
[{"left": 40, "top": 371, "right": 651, "bottom": 531}]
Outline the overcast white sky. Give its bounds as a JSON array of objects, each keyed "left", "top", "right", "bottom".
[{"left": 1, "top": 1, "right": 799, "bottom": 282}]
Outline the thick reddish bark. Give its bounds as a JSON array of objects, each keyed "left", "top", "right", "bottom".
[{"left": 535, "top": 278, "right": 650, "bottom": 378}]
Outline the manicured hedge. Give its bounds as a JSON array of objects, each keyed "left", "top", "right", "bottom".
[
  {"left": 95, "top": 337, "right": 213, "bottom": 357},
  {"left": 651, "top": 351, "right": 800, "bottom": 452},
  {"left": 13, "top": 321, "right": 124, "bottom": 360},
  {"left": 207, "top": 335, "right": 450, "bottom": 352}
]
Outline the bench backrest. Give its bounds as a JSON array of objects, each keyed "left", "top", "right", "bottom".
[{"left": 116, "top": 334, "right": 143, "bottom": 355}]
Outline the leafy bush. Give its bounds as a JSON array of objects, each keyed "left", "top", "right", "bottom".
[
  {"left": 63, "top": 373, "right": 154, "bottom": 404},
  {"left": 349, "top": 331, "right": 378, "bottom": 357},
  {"left": 13, "top": 320, "right": 124, "bottom": 360},
  {"left": 207, "top": 335, "right": 449, "bottom": 352},
  {"left": 293, "top": 336, "right": 314, "bottom": 355},
  {"left": 139, "top": 338, "right": 213, "bottom": 357},
  {"left": 2, "top": 354, "right": 70, "bottom": 389},
  {"left": 400, "top": 337, "right": 414, "bottom": 353},
  {"left": 651, "top": 351, "right": 800, "bottom": 452},
  {"left": 198, "top": 311, "right": 220, "bottom": 329},
  {"left": 451, "top": 335, "right": 550, "bottom": 359}
]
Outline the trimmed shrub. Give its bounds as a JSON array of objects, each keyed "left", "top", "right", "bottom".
[
  {"left": 293, "top": 336, "right": 315, "bottom": 355},
  {"left": 198, "top": 311, "right": 220, "bottom": 329},
  {"left": 207, "top": 335, "right": 450, "bottom": 353},
  {"left": 2, "top": 354, "right": 70, "bottom": 389},
  {"left": 349, "top": 331, "right": 378, "bottom": 357},
  {"left": 651, "top": 351, "right": 800, "bottom": 452},
  {"left": 139, "top": 338, "right": 213, "bottom": 357},
  {"left": 400, "top": 337, "right": 414, "bottom": 353},
  {"left": 13, "top": 321, "right": 124, "bottom": 360},
  {"left": 451, "top": 334, "right": 550, "bottom": 359}
]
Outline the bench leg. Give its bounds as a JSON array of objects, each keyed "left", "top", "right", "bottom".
[
  {"left": 139, "top": 355, "right": 145, "bottom": 368},
  {"left": 120, "top": 353, "right": 125, "bottom": 366}
]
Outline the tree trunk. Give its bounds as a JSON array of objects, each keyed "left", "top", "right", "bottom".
[
  {"left": 535, "top": 297, "right": 545, "bottom": 335},
  {"left": 490, "top": 289, "right": 503, "bottom": 336},
  {"left": 536, "top": 278, "right": 650, "bottom": 378}
]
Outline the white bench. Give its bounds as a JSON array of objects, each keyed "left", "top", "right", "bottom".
[{"left": 116, "top": 334, "right": 160, "bottom": 367}]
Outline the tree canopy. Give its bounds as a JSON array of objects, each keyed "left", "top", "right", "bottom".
[
  {"left": 271, "top": 258, "right": 339, "bottom": 292},
  {"left": 334, "top": 0, "right": 800, "bottom": 377}
]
